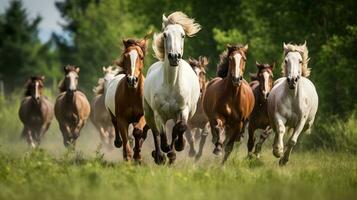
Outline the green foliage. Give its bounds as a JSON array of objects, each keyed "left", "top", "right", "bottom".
[{"left": 0, "top": 1, "right": 59, "bottom": 92}]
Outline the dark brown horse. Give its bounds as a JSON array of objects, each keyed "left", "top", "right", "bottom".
[
  {"left": 185, "top": 56, "right": 210, "bottom": 160},
  {"left": 247, "top": 62, "right": 274, "bottom": 158},
  {"left": 19, "top": 76, "right": 53, "bottom": 148},
  {"left": 90, "top": 66, "right": 120, "bottom": 150},
  {"left": 54, "top": 66, "right": 90, "bottom": 147},
  {"left": 203, "top": 44, "right": 255, "bottom": 163},
  {"left": 105, "top": 35, "right": 150, "bottom": 162}
]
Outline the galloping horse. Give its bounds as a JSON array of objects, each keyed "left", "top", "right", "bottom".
[
  {"left": 203, "top": 44, "right": 255, "bottom": 163},
  {"left": 247, "top": 62, "right": 274, "bottom": 158},
  {"left": 55, "top": 66, "right": 90, "bottom": 147},
  {"left": 143, "top": 12, "right": 201, "bottom": 164},
  {"left": 19, "top": 76, "right": 53, "bottom": 148},
  {"left": 90, "top": 66, "right": 120, "bottom": 150},
  {"left": 268, "top": 42, "right": 318, "bottom": 166},
  {"left": 185, "top": 56, "right": 210, "bottom": 160},
  {"left": 105, "top": 35, "right": 149, "bottom": 162}
]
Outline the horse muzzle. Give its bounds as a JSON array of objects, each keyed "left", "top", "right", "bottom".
[
  {"left": 287, "top": 76, "right": 300, "bottom": 89},
  {"left": 127, "top": 76, "right": 138, "bottom": 88},
  {"left": 232, "top": 76, "right": 243, "bottom": 86},
  {"left": 168, "top": 52, "right": 182, "bottom": 66}
]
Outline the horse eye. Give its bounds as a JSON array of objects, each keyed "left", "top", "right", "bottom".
[
  {"left": 181, "top": 34, "right": 185, "bottom": 38},
  {"left": 299, "top": 60, "right": 302, "bottom": 64}
]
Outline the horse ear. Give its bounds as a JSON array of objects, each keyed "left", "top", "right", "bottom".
[
  {"left": 162, "top": 14, "right": 168, "bottom": 28},
  {"left": 283, "top": 42, "right": 288, "bottom": 52},
  {"left": 243, "top": 44, "right": 249, "bottom": 51},
  {"left": 123, "top": 39, "right": 129, "bottom": 48},
  {"left": 75, "top": 67, "right": 80, "bottom": 74},
  {"left": 40, "top": 76, "right": 45, "bottom": 81},
  {"left": 271, "top": 62, "right": 276, "bottom": 70},
  {"left": 201, "top": 56, "right": 209, "bottom": 67},
  {"left": 255, "top": 61, "right": 261, "bottom": 67},
  {"left": 102, "top": 66, "right": 107, "bottom": 73},
  {"left": 64, "top": 66, "right": 69, "bottom": 73},
  {"left": 227, "top": 44, "right": 234, "bottom": 53},
  {"left": 302, "top": 40, "right": 307, "bottom": 47},
  {"left": 249, "top": 73, "right": 258, "bottom": 81}
]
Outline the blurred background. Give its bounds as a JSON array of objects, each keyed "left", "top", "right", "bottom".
[{"left": 0, "top": 0, "right": 356, "bottom": 153}]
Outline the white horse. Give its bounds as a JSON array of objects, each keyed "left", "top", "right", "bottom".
[
  {"left": 143, "top": 11, "right": 201, "bottom": 164},
  {"left": 268, "top": 42, "right": 318, "bottom": 166}
]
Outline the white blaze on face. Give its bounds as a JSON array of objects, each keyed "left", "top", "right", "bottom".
[
  {"left": 194, "top": 67, "right": 201, "bottom": 76},
  {"left": 286, "top": 52, "right": 302, "bottom": 78},
  {"left": 68, "top": 72, "right": 77, "bottom": 90},
  {"left": 35, "top": 81, "right": 39, "bottom": 98},
  {"left": 263, "top": 71, "right": 270, "bottom": 94},
  {"left": 233, "top": 53, "right": 242, "bottom": 79},
  {"left": 129, "top": 50, "right": 138, "bottom": 77}
]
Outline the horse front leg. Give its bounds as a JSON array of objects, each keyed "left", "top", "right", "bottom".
[
  {"left": 195, "top": 123, "right": 209, "bottom": 161},
  {"left": 132, "top": 116, "right": 147, "bottom": 163},
  {"left": 273, "top": 116, "right": 286, "bottom": 158},
  {"left": 254, "top": 126, "right": 272, "bottom": 158},
  {"left": 247, "top": 123, "right": 256, "bottom": 158},
  {"left": 222, "top": 122, "right": 242, "bottom": 164},
  {"left": 117, "top": 120, "right": 132, "bottom": 161},
  {"left": 172, "top": 108, "right": 190, "bottom": 152},
  {"left": 279, "top": 117, "right": 307, "bottom": 166},
  {"left": 109, "top": 112, "right": 122, "bottom": 148},
  {"left": 23, "top": 126, "right": 36, "bottom": 148},
  {"left": 59, "top": 123, "right": 71, "bottom": 148},
  {"left": 185, "top": 126, "right": 196, "bottom": 157},
  {"left": 211, "top": 119, "right": 224, "bottom": 156}
]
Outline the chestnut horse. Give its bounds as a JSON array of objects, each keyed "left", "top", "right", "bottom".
[
  {"left": 247, "top": 62, "right": 274, "bottom": 158},
  {"left": 185, "top": 56, "right": 210, "bottom": 160},
  {"left": 90, "top": 66, "right": 121, "bottom": 150},
  {"left": 54, "top": 66, "right": 90, "bottom": 147},
  {"left": 105, "top": 35, "right": 149, "bottom": 162},
  {"left": 19, "top": 76, "right": 53, "bottom": 148},
  {"left": 203, "top": 44, "right": 255, "bottom": 163}
]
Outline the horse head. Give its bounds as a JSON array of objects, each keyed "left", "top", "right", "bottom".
[
  {"left": 25, "top": 76, "right": 45, "bottom": 102},
  {"left": 63, "top": 65, "right": 80, "bottom": 94},
  {"left": 227, "top": 44, "right": 248, "bottom": 86},
  {"left": 255, "top": 61, "right": 274, "bottom": 99},
  {"left": 120, "top": 35, "right": 149, "bottom": 88},
  {"left": 189, "top": 56, "right": 208, "bottom": 93}
]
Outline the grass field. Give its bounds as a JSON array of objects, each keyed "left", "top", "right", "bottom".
[{"left": 0, "top": 123, "right": 356, "bottom": 200}]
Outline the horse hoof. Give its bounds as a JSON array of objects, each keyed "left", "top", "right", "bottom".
[
  {"left": 114, "top": 139, "right": 122, "bottom": 148},
  {"left": 213, "top": 147, "right": 222, "bottom": 156},
  {"left": 161, "top": 144, "right": 171, "bottom": 153},
  {"left": 188, "top": 148, "right": 197, "bottom": 157},
  {"left": 152, "top": 150, "right": 166, "bottom": 165},
  {"left": 273, "top": 148, "right": 283, "bottom": 158},
  {"left": 174, "top": 138, "right": 186, "bottom": 152},
  {"left": 167, "top": 151, "right": 176, "bottom": 164},
  {"left": 247, "top": 152, "right": 254, "bottom": 159},
  {"left": 279, "top": 157, "right": 288, "bottom": 166}
]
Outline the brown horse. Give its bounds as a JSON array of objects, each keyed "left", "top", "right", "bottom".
[
  {"left": 54, "top": 66, "right": 90, "bottom": 147},
  {"left": 185, "top": 56, "right": 210, "bottom": 160},
  {"left": 203, "top": 44, "right": 255, "bottom": 163},
  {"left": 90, "top": 66, "right": 120, "bottom": 150},
  {"left": 247, "top": 62, "right": 274, "bottom": 158},
  {"left": 19, "top": 76, "right": 53, "bottom": 148},
  {"left": 105, "top": 35, "right": 149, "bottom": 162}
]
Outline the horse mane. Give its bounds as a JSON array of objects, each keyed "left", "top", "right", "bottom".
[
  {"left": 93, "top": 78, "right": 105, "bottom": 95},
  {"left": 282, "top": 42, "right": 310, "bottom": 77},
  {"left": 153, "top": 11, "right": 201, "bottom": 61},
  {"left": 216, "top": 44, "right": 245, "bottom": 78}
]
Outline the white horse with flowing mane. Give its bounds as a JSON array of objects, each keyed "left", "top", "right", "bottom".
[
  {"left": 268, "top": 42, "right": 318, "bottom": 166},
  {"left": 143, "top": 11, "right": 201, "bottom": 164}
]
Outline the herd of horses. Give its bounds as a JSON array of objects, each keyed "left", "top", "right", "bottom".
[{"left": 18, "top": 11, "right": 318, "bottom": 166}]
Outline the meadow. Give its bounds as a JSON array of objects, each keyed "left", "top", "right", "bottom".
[{"left": 0, "top": 94, "right": 356, "bottom": 200}]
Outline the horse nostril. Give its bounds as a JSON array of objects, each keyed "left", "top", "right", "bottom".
[
  {"left": 295, "top": 77, "right": 299, "bottom": 82},
  {"left": 177, "top": 54, "right": 182, "bottom": 59},
  {"left": 168, "top": 53, "right": 173, "bottom": 59}
]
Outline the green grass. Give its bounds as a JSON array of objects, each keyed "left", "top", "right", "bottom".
[
  {"left": 0, "top": 143, "right": 356, "bottom": 200},
  {"left": 1, "top": 94, "right": 357, "bottom": 200}
]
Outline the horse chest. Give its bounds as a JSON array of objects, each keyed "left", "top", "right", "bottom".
[{"left": 153, "top": 88, "right": 184, "bottom": 118}]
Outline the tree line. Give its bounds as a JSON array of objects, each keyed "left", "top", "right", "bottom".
[{"left": 0, "top": 0, "right": 356, "bottom": 118}]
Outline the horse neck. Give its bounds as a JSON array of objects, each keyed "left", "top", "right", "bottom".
[
  {"left": 163, "top": 58, "right": 180, "bottom": 87},
  {"left": 65, "top": 91, "right": 76, "bottom": 104}
]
